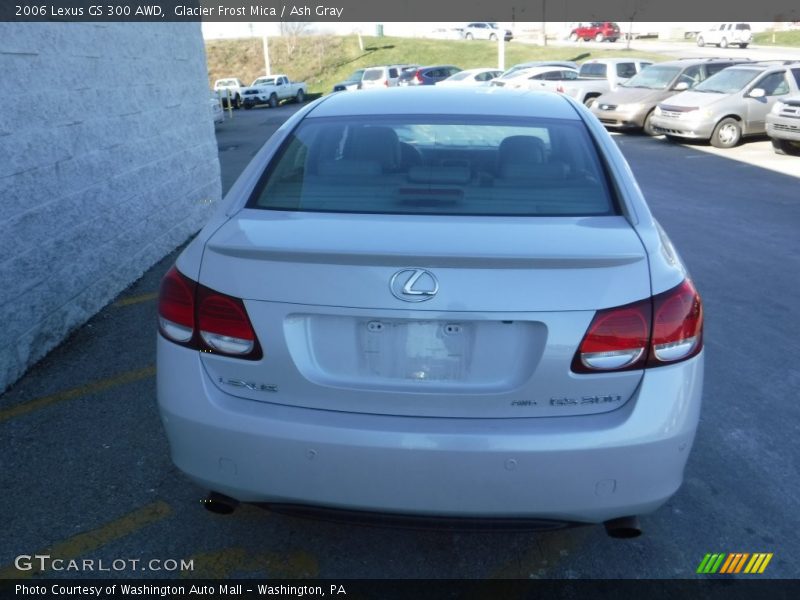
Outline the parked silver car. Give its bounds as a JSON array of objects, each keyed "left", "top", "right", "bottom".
[
  {"left": 651, "top": 61, "right": 800, "bottom": 148},
  {"left": 157, "top": 87, "right": 704, "bottom": 535},
  {"left": 766, "top": 91, "right": 800, "bottom": 155},
  {"left": 591, "top": 58, "right": 751, "bottom": 135}
]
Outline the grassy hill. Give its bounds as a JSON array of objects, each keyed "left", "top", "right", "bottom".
[
  {"left": 204, "top": 35, "right": 666, "bottom": 94},
  {"left": 753, "top": 30, "right": 800, "bottom": 47}
]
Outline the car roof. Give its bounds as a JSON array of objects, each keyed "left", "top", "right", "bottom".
[
  {"left": 515, "top": 66, "right": 578, "bottom": 76},
  {"left": 309, "top": 87, "right": 580, "bottom": 120},
  {"left": 581, "top": 58, "right": 648, "bottom": 65}
]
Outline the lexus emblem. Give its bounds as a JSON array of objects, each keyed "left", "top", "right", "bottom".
[{"left": 390, "top": 269, "right": 439, "bottom": 302}]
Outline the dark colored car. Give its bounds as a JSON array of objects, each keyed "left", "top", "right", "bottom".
[
  {"left": 570, "top": 22, "right": 620, "bottom": 43},
  {"left": 398, "top": 65, "right": 462, "bottom": 86},
  {"left": 332, "top": 68, "right": 366, "bottom": 92}
]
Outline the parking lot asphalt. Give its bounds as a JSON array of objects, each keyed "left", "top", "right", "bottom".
[{"left": 1, "top": 103, "right": 799, "bottom": 580}]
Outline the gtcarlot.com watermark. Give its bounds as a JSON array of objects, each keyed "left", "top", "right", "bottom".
[{"left": 14, "top": 554, "right": 194, "bottom": 573}]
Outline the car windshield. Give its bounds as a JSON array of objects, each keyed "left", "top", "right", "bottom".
[
  {"left": 620, "top": 66, "right": 681, "bottom": 89},
  {"left": 248, "top": 116, "right": 616, "bottom": 217},
  {"left": 346, "top": 70, "right": 365, "bottom": 82},
  {"left": 694, "top": 68, "right": 760, "bottom": 93},
  {"left": 253, "top": 78, "right": 275, "bottom": 86}
]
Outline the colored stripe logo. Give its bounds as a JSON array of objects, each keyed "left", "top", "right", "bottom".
[{"left": 696, "top": 553, "right": 773, "bottom": 574}]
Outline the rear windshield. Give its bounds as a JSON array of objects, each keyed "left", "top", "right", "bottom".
[
  {"left": 579, "top": 63, "right": 608, "bottom": 78},
  {"left": 363, "top": 69, "right": 384, "bottom": 81},
  {"left": 621, "top": 65, "right": 682, "bottom": 89},
  {"left": 445, "top": 71, "right": 472, "bottom": 81},
  {"left": 247, "top": 116, "right": 617, "bottom": 217}
]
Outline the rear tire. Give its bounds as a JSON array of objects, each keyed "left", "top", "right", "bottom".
[
  {"left": 696, "top": 36, "right": 705, "bottom": 47},
  {"left": 595, "top": 33, "right": 605, "bottom": 42},
  {"left": 295, "top": 89, "right": 305, "bottom": 103},
  {"left": 489, "top": 33, "right": 497, "bottom": 41},
  {"left": 232, "top": 95, "right": 241, "bottom": 109},
  {"left": 569, "top": 32, "right": 579, "bottom": 42},
  {"left": 465, "top": 33, "right": 473, "bottom": 40},
  {"left": 720, "top": 37, "right": 729, "bottom": 49},
  {"left": 710, "top": 117, "right": 741, "bottom": 149},
  {"left": 772, "top": 138, "right": 800, "bottom": 156},
  {"left": 739, "top": 43, "right": 749, "bottom": 49},
  {"left": 268, "top": 93, "right": 278, "bottom": 109}
]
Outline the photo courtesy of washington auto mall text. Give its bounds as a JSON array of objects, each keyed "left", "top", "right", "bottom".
[{"left": 14, "top": 583, "right": 347, "bottom": 597}]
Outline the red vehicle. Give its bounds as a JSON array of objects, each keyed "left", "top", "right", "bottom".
[{"left": 569, "top": 22, "right": 620, "bottom": 43}]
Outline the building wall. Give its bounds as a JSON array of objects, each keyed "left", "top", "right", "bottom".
[{"left": 0, "top": 23, "right": 221, "bottom": 392}]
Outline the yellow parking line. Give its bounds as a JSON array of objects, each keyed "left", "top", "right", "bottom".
[
  {"left": 114, "top": 292, "right": 158, "bottom": 307},
  {"left": 0, "top": 366, "right": 156, "bottom": 424},
  {"left": 0, "top": 501, "right": 172, "bottom": 579}
]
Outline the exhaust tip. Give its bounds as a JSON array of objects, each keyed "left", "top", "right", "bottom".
[
  {"left": 203, "top": 492, "right": 239, "bottom": 515},
  {"left": 604, "top": 516, "right": 642, "bottom": 538}
]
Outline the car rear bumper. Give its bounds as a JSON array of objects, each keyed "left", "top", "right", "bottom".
[{"left": 157, "top": 337, "right": 703, "bottom": 523}]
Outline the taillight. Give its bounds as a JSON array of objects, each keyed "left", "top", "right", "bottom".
[
  {"left": 649, "top": 279, "right": 703, "bottom": 366},
  {"left": 556, "top": 84, "right": 565, "bottom": 93},
  {"left": 572, "top": 298, "right": 651, "bottom": 373},
  {"left": 158, "top": 267, "right": 195, "bottom": 343},
  {"left": 384, "top": 79, "right": 389, "bottom": 87},
  {"left": 415, "top": 71, "right": 423, "bottom": 84},
  {"left": 572, "top": 280, "right": 703, "bottom": 373},
  {"left": 158, "top": 266, "right": 262, "bottom": 360}
]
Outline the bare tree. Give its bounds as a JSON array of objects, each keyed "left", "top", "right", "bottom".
[{"left": 280, "top": 22, "right": 311, "bottom": 58}]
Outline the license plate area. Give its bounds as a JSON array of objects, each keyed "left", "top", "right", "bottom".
[{"left": 284, "top": 314, "right": 546, "bottom": 393}]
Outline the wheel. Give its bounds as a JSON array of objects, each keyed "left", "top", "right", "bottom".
[
  {"left": 464, "top": 33, "right": 473, "bottom": 40},
  {"left": 489, "top": 33, "right": 497, "bottom": 41},
  {"left": 569, "top": 32, "right": 579, "bottom": 42},
  {"left": 295, "top": 89, "right": 305, "bottom": 103},
  {"left": 595, "top": 32, "right": 605, "bottom": 42},
  {"left": 696, "top": 36, "right": 705, "bottom": 47},
  {"left": 719, "top": 37, "right": 728, "bottom": 48},
  {"left": 268, "top": 93, "right": 278, "bottom": 109},
  {"left": 232, "top": 95, "right": 241, "bottom": 109},
  {"left": 642, "top": 110, "right": 657, "bottom": 136},
  {"left": 771, "top": 138, "right": 800, "bottom": 156},
  {"left": 710, "top": 117, "right": 741, "bottom": 148},
  {"left": 739, "top": 43, "right": 748, "bottom": 48},
  {"left": 583, "top": 95, "right": 599, "bottom": 108},
  {"left": 609, "top": 37, "right": 618, "bottom": 42}
]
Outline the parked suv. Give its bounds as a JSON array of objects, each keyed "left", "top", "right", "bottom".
[
  {"left": 591, "top": 58, "right": 752, "bottom": 135},
  {"left": 360, "top": 65, "right": 413, "bottom": 89},
  {"left": 696, "top": 23, "right": 752, "bottom": 49},
  {"left": 766, "top": 85, "right": 800, "bottom": 155},
  {"left": 398, "top": 65, "right": 462, "bottom": 86},
  {"left": 569, "top": 22, "right": 620, "bottom": 43},
  {"left": 651, "top": 61, "right": 800, "bottom": 148},
  {"left": 462, "top": 22, "right": 513, "bottom": 42}
]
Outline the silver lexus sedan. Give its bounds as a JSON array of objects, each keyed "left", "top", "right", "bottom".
[{"left": 157, "top": 87, "right": 704, "bottom": 536}]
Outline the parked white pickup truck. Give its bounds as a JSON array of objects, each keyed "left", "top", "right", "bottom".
[
  {"left": 241, "top": 74, "right": 307, "bottom": 109},
  {"left": 561, "top": 58, "right": 653, "bottom": 107}
]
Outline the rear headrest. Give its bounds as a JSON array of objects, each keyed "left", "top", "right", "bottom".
[
  {"left": 344, "top": 126, "right": 401, "bottom": 171},
  {"left": 317, "top": 159, "right": 382, "bottom": 178},
  {"left": 498, "top": 135, "right": 546, "bottom": 166}
]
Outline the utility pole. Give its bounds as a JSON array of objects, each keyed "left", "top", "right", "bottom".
[{"left": 262, "top": 26, "right": 271, "bottom": 76}]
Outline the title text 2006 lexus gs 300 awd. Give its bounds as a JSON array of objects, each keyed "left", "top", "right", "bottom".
[{"left": 157, "top": 87, "right": 703, "bottom": 537}]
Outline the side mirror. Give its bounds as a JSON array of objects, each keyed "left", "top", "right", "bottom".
[
  {"left": 673, "top": 81, "right": 690, "bottom": 91},
  {"left": 749, "top": 88, "right": 765, "bottom": 98}
]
